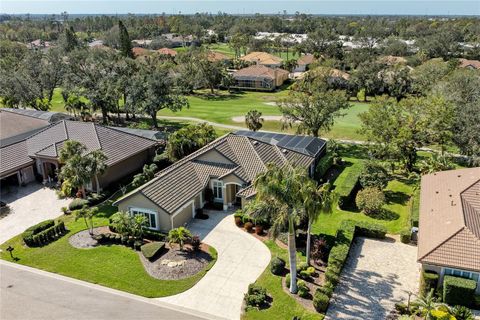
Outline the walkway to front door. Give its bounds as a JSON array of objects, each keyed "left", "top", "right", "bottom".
[{"left": 157, "top": 210, "right": 271, "bottom": 320}]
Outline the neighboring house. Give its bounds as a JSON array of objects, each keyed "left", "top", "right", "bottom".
[
  {"left": 157, "top": 47, "right": 177, "bottom": 57},
  {"left": 132, "top": 47, "right": 151, "bottom": 57},
  {"left": 131, "top": 39, "right": 152, "bottom": 47},
  {"left": 24, "top": 120, "right": 157, "bottom": 191},
  {"left": 240, "top": 51, "right": 283, "bottom": 68},
  {"left": 27, "top": 39, "right": 52, "bottom": 51},
  {"left": 161, "top": 34, "right": 194, "bottom": 48},
  {"left": 114, "top": 131, "right": 326, "bottom": 231},
  {"left": 207, "top": 51, "right": 231, "bottom": 63},
  {"left": 458, "top": 58, "right": 480, "bottom": 70},
  {"left": 232, "top": 65, "right": 289, "bottom": 91},
  {"left": 88, "top": 39, "right": 104, "bottom": 48},
  {"left": 418, "top": 167, "right": 480, "bottom": 293},
  {"left": 294, "top": 54, "right": 317, "bottom": 72},
  {"left": 0, "top": 109, "right": 71, "bottom": 186}
]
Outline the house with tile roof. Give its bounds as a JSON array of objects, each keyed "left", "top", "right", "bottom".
[
  {"left": 1, "top": 113, "right": 158, "bottom": 192},
  {"left": 232, "top": 65, "right": 289, "bottom": 91},
  {"left": 294, "top": 54, "right": 317, "bottom": 72},
  {"left": 458, "top": 58, "right": 480, "bottom": 70},
  {"left": 240, "top": 51, "right": 283, "bottom": 68},
  {"left": 0, "top": 109, "right": 70, "bottom": 186},
  {"left": 113, "top": 131, "right": 326, "bottom": 231},
  {"left": 418, "top": 167, "right": 480, "bottom": 293}
]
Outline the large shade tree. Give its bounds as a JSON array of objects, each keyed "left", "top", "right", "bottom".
[{"left": 245, "top": 109, "right": 264, "bottom": 132}]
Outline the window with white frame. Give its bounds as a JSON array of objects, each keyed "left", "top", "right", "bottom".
[
  {"left": 444, "top": 268, "right": 479, "bottom": 282},
  {"left": 212, "top": 180, "right": 223, "bottom": 200},
  {"left": 129, "top": 208, "right": 157, "bottom": 229}
]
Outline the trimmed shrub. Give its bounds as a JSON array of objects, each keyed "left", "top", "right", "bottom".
[
  {"left": 143, "top": 229, "right": 166, "bottom": 242},
  {"left": 286, "top": 273, "right": 291, "bottom": 288},
  {"left": 359, "top": 161, "right": 390, "bottom": 189},
  {"left": 296, "top": 262, "right": 309, "bottom": 274},
  {"left": 22, "top": 219, "right": 55, "bottom": 246},
  {"left": 450, "top": 305, "right": 475, "bottom": 320},
  {"left": 300, "top": 266, "right": 316, "bottom": 279},
  {"left": 336, "top": 161, "right": 364, "bottom": 209},
  {"left": 244, "top": 222, "right": 254, "bottom": 232},
  {"left": 431, "top": 310, "right": 454, "bottom": 320},
  {"left": 325, "top": 270, "right": 340, "bottom": 286},
  {"left": 235, "top": 217, "right": 243, "bottom": 227},
  {"left": 297, "top": 280, "right": 310, "bottom": 298},
  {"left": 244, "top": 284, "right": 268, "bottom": 309},
  {"left": 255, "top": 225, "right": 263, "bottom": 235},
  {"left": 270, "top": 257, "right": 286, "bottom": 275},
  {"left": 443, "top": 276, "right": 476, "bottom": 307},
  {"left": 68, "top": 198, "right": 89, "bottom": 211},
  {"left": 140, "top": 242, "right": 166, "bottom": 260},
  {"left": 355, "top": 187, "right": 386, "bottom": 215},
  {"left": 317, "top": 285, "right": 334, "bottom": 298},
  {"left": 313, "top": 291, "right": 329, "bottom": 312},
  {"left": 400, "top": 229, "right": 411, "bottom": 244},
  {"left": 315, "top": 154, "right": 334, "bottom": 180},
  {"left": 420, "top": 271, "right": 439, "bottom": 296}
]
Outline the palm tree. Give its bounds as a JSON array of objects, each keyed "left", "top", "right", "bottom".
[
  {"left": 87, "top": 150, "right": 108, "bottom": 193},
  {"left": 59, "top": 140, "right": 91, "bottom": 198},
  {"left": 110, "top": 211, "right": 132, "bottom": 236},
  {"left": 75, "top": 205, "right": 98, "bottom": 235},
  {"left": 245, "top": 110, "right": 264, "bottom": 132},
  {"left": 412, "top": 289, "right": 445, "bottom": 320},
  {"left": 302, "top": 181, "right": 335, "bottom": 265},
  {"left": 246, "top": 164, "right": 309, "bottom": 293},
  {"left": 168, "top": 227, "right": 192, "bottom": 251}
]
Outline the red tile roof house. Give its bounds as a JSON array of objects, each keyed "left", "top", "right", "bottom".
[
  {"left": 114, "top": 131, "right": 326, "bottom": 231},
  {"left": 418, "top": 167, "right": 480, "bottom": 294},
  {"left": 1, "top": 110, "right": 158, "bottom": 193},
  {"left": 232, "top": 65, "right": 289, "bottom": 91}
]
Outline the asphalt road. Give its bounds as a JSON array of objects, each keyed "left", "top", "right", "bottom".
[{"left": 0, "top": 261, "right": 213, "bottom": 320}]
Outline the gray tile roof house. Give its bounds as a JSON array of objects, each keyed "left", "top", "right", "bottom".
[
  {"left": 0, "top": 109, "right": 70, "bottom": 184},
  {"left": 1, "top": 113, "right": 158, "bottom": 191},
  {"left": 114, "top": 131, "right": 326, "bottom": 231},
  {"left": 418, "top": 167, "right": 480, "bottom": 293},
  {"left": 22, "top": 120, "right": 158, "bottom": 190}
]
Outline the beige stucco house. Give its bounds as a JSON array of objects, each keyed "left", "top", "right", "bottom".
[
  {"left": 232, "top": 65, "right": 289, "bottom": 91},
  {"left": 418, "top": 167, "right": 480, "bottom": 293},
  {"left": 113, "top": 131, "right": 326, "bottom": 232}
]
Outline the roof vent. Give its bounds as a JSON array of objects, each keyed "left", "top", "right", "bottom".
[
  {"left": 252, "top": 141, "right": 258, "bottom": 145},
  {"left": 282, "top": 148, "right": 288, "bottom": 154}
]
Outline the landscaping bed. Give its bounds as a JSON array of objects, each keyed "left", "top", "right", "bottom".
[
  {"left": 68, "top": 226, "right": 110, "bottom": 249},
  {"left": 139, "top": 243, "right": 214, "bottom": 280}
]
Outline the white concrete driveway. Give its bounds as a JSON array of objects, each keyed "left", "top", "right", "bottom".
[
  {"left": 326, "top": 237, "right": 420, "bottom": 320},
  {"left": 157, "top": 210, "right": 271, "bottom": 320},
  {"left": 0, "top": 183, "right": 70, "bottom": 244}
]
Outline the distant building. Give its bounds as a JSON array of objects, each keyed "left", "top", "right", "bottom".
[
  {"left": 240, "top": 51, "right": 283, "bottom": 68},
  {"left": 294, "top": 54, "right": 317, "bottom": 72},
  {"left": 27, "top": 39, "right": 52, "bottom": 51},
  {"left": 232, "top": 65, "right": 289, "bottom": 91},
  {"left": 207, "top": 51, "right": 231, "bottom": 63},
  {"left": 157, "top": 47, "right": 177, "bottom": 57},
  {"left": 378, "top": 55, "right": 408, "bottom": 65},
  {"left": 458, "top": 58, "right": 480, "bottom": 70},
  {"left": 132, "top": 47, "right": 151, "bottom": 57},
  {"left": 131, "top": 39, "right": 152, "bottom": 47}
]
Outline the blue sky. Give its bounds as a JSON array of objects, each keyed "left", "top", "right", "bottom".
[{"left": 1, "top": 1, "right": 479, "bottom": 16}]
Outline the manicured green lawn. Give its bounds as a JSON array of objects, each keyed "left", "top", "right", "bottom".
[
  {"left": 0, "top": 202, "right": 217, "bottom": 298},
  {"left": 24, "top": 88, "right": 369, "bottom": 141},
  {"left": 243, "top": 240, "right": 323, "bottom": 320},
  {"left": 311, "top": 146, "right": 415, "bottom": 237}
]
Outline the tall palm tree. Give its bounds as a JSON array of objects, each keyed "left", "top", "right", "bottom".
[
  {"left": 302, "top": 181, "right": 335, "bottom": 265},
  {"left": 75, "top": 205, "right": 98, "bottom": 235},
  {"left": 246, "top": 164, "right": 308, "bottom": 293},
  {"left": 87, "top": 150, "right": 108, "bottom": 193},
  {"left": 245, "top": 109, "right": 264, "bottom": 132}
]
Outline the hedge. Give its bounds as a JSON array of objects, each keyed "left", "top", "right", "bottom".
[
  {"left": 419, "top": 271, "right": 439, "bottom": 297},
  {"left": 140, "top": 241, "right": 166, "bottom": 260},
  {"left": 443, "top": 275, "right": 476, "bottom": 307},
  {"left": 400, "top": 229, "right": 411, "bottom": 244},
  {"left": 22, "top": 220, "right": 66, "bottom": 247},
  {"left": 313, "top": 291, "right": 329, "bottom": 312},
  {"left": 334, "top": 161, "right": 364, "bottom": 209},
  {"left": 315, "top": 154, "right": 334, "bottom": 180},
  {"left": 69, "top": 198, "right": 89, "bottom": 211}
]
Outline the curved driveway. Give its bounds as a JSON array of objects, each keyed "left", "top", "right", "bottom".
[{"left": 157, "top": 210, "right": 271, "bottom": 320}]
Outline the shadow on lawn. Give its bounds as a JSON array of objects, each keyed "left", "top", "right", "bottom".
[
  {"left": 384, "top": 190, "right": 410, "bottom": 206},
  {"left": 367, "top": 209, "right": 399, "bottom": 221},
  {"left": 194, "top": 92, "right": 245, "bottom": 101}
]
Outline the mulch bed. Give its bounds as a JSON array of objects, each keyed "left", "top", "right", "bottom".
[
  {"left": 139, "top": 243, "right": 213, "bottom": 280},
  {"left": 282, "top": 274, "right": 322, "bottom": 312},
  {"left": 68, "top": 226, "right": 110, "bottom": 249}
]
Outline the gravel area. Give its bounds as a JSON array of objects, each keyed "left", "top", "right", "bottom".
[
  {"left": 139, "top": 244, "right": 212, "bottom": 280},
  {"left": 326, "top": 237, "right": 420, "bottom": 320},
  {"left": 68, "top": 226, "right": 110, "bottom": 249}
]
